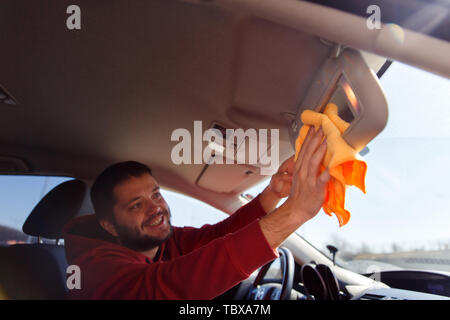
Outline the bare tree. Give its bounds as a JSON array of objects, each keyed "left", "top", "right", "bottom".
[
  {"left": 358, "top": 242, "right": 372, "bottom": 254},
  {"left": 391, "top": 243, "right": 401, "bottom": 253}
]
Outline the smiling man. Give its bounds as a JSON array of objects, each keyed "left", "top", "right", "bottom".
[
  {"left": 63, "top": 127, "right": 329, "bottom": 299},
  {"left": 95, "top": 170, "right": 173, "bottom": 260}
]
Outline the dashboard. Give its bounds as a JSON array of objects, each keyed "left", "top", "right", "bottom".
[
  {"left": 352, "top": 287, "right": 449, "bottom": 300},
  {"left": 224, "top": 254, "right": 450, "bottom": 300},
  {"left": 364, "top": 270, "right": 450, "bottom": 297}
]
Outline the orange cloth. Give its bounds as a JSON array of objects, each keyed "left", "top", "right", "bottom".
[{"left": 294, "top": 103, "right": 367, "bottom": 227}]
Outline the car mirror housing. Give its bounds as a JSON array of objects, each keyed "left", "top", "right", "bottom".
[{"left": 290, "top": 48, "right": 389, "bottom": 153}]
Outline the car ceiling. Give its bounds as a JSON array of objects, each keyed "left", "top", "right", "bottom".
[{"left": 1, "top": 0, "right": 438, "bottom": 213}]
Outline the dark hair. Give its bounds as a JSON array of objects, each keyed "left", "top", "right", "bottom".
[{"left": 91, "top": 161, "right": 153, "bottom": 221}]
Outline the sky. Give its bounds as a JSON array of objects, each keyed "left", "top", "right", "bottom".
[{"left": 1, "top": 61, "right": 449, "bottom": 257}]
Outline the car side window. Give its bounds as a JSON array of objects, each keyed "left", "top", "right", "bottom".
[
  {"left": 160, "top": 189, "right": 228, "bottom": 228},
  {"left": 0, "top": 175, "right": 73, "bottom": 245}
]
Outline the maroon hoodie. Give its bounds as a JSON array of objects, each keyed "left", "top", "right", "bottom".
[{"left": 62, "top": 196, "right": 278, "bottom": 299}]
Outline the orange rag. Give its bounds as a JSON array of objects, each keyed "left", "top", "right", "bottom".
[{"left": 294, "top": 103, "right": 367, "bottom": 227}]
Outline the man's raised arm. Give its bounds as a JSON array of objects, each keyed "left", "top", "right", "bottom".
[
  {"left": 260, "top": 126, "right": 330, "bottom": 249},
  {"left": 174, "top": 156, "right": 295, "bottom": 254}
]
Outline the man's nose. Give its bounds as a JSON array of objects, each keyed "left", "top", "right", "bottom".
[{"left": 145, "top": 200, "right": 162, "bottom": 216}]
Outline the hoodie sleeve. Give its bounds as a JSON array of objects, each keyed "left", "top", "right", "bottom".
[
  {"left": 174, "top": 195, "right": 269, "bottom": 255},
  {"left": 80, "top": 220, "right": 278, "bottom": 300}
]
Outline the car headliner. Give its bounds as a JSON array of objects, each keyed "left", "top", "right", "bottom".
[{"left": 1, "top": 0, "right": 449, "bottom": 213}]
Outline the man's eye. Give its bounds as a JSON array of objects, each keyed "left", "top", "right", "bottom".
[
  {"left": 130, "top": 202, "right": 142, "bottom": 210},
  {"left": 153, "top": 192, "right": 162, "bottom": 199}
]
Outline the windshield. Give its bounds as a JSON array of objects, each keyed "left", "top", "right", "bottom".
[{"left": 246, "top": 61, "right": 450, "bottom": 274}]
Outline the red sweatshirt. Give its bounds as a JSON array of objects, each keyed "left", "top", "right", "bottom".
[{"left": 62, "top": 196, "right": 278, "bottom": 299}]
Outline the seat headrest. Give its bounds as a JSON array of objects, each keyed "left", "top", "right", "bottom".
[{"left": 22, "top": 179, "right": 94, "bottom": 239}]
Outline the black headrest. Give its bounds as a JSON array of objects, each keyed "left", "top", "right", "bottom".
[{"left": 22, "top": 179, "right": 94, "bottom": 239}]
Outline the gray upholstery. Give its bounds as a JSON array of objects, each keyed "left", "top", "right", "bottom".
[
  {"left": 0, "top": 179, "right": 93, "bottom": 299},
  {"left": 0, "top": 244, "right": 67, "bottom": 299},
  {"left": 23, "top": 180, "right": 92, "bottom": 239}
]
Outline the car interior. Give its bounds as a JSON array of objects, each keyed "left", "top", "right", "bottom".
[{"left": 0, "top": 0, "right": 449, "bottom": 300}]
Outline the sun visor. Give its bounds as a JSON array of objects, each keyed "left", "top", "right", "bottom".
[{"left": 289, "top": 48, "right": 388, "bottom": 153}]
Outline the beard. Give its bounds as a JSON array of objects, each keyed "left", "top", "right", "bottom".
[{"left": 113, "top": 209, "right": 173, "bottom": 252}]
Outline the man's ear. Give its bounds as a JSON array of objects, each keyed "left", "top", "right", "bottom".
[{"left": 99, "top": 218, "right": 119, "bottom": 237}]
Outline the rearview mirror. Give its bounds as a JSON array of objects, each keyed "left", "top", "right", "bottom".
[{"left": 291, "top": 48, "right": 388, "bottom": 153}]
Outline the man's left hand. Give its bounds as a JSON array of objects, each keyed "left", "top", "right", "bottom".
[
  {"left": 267, "top": 155, "right": 294, "bottom": 199},
  {"left": 259, "top": 156, "right": 294, "bottom": 213}
]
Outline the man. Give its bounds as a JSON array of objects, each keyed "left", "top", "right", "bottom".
[{"left": 63, "top": 127, "right": 330, "bottom": 299}]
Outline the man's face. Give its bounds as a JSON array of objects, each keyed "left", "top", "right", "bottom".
[{"left": 108, "top": 173, "right": 172, "bottom": 251}]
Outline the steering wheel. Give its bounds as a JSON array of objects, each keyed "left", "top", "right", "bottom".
[{"left": 247, "top": 247, "right": 295, "bottom": 300}]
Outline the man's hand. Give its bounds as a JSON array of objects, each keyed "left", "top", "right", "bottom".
[
  {"left": 259, "top": 126, "right": 331, "bottom": 249},
  {"left": 267, "top": 156, "right": 295, "bottom": 198},
  {"left": 284, "top": 126, "right": 330, "bottom": 221},
  {"left": 259, "top": 156, "right": 295, "bottom": 213}
]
